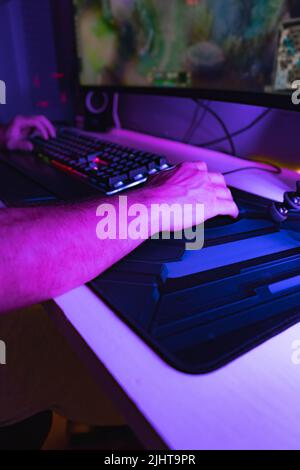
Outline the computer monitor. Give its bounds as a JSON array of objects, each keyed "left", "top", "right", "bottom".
[{"left": 73, "top": 0, "right": 300, "bottom": 110}]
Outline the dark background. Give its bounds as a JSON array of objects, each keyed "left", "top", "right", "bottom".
[{"left": 0, "top": 0, "right": 299, "bottom": 170}]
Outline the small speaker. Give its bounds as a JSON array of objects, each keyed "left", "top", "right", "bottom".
[
  {"left": 86, "top": 91, "right": 109, "bottom": 114},
  {"left": 83, "top": 90, "right": 115, "bottom": 132}
]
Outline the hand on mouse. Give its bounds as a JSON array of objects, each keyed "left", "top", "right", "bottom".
[{"left": 140, "top": 161, "right": 239, "bottom": 231}]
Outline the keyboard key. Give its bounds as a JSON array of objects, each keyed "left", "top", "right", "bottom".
[
  {"left": 129, "top": 166, "right": 147, "bottom": 178},
  {"left": 109, "top": 174, "right": 128, "bottom": 186}
]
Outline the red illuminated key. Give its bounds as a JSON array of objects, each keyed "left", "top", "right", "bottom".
[{"left": 51, "top": 160, "right": 88, "bottom": 179}]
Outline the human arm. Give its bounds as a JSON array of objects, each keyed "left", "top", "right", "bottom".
[{"left": 0, "top": 162, "right": 238, "bottom": 314}]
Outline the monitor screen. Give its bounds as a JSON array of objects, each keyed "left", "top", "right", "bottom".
[{"left": 73, "top": 0, "right": 300, "bottom": 108}]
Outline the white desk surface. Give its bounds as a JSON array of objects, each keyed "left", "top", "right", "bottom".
[
  {"left": 55, "top": 284, "right": 300, "bottom": 450},
  {"left": 4, "top": 130, "right": 300, "bottom": 449},
  {"left": 53, "top": 130, "right": 300, "bottom": 450}
]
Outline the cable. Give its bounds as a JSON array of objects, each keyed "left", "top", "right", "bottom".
[
  {"left": 113, "top": 92, "right": 122, "bottom": 129},
  {"left": 186, "top": 102, "right": 211, "bottom": 143},
  {"left": 182, "top": 100, "right": 209, "bottom": 143},
  {"left": 193, "top": 99, "right": 236, "bottom": 155},
  {"left": 196, "top": 108, "right": 272, "bottom": 148},
  {"left": 190, "top": 100, "right": 280, "bottom": 175},
  {"left": 182, "top": 103, "right": 202, "bottom": 143},
  {"left": 224, "top": 164, "right": 281, "bottom": 176}
]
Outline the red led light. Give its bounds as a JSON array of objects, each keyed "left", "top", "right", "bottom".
[
  {"left": 94, "top": 157, "right": 109, "bottom": 166},
  {"left": 60, "top": 92, "right": 68, "bottom": 105},
  {"left": 52, "top": 72, "right": 65, "bottom": 79},
  {"left": 33, "top": 76, "right": 41, "bottom": 88},
  {"left": 52, "top": 160, "right": 88, "bottom": 179},
  {"left": 36, "top": 101, "right": 49, "bottom": 108}
]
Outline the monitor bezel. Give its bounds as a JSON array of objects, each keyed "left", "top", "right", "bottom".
[
  {"left": 80, "top": 84, "right": 298, "bottom": 111},
  {"left": 71, "top": 0, "right": 299, "bottom": 113}
]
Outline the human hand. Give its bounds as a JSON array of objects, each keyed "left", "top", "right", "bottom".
[
  {"left": 141, "top": 161, "right": 239, "bottom": 231},
  {"left": 0, "top": 115, "right": 56, "bottom": 152}
]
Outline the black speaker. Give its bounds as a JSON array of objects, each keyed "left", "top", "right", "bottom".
[{"left": 82, "top": 90, "right": 115, "bottom": 132}]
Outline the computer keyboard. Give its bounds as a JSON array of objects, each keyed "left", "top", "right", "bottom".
[{"left": 31, "top": 128, "right": 172, "bottom": 195}]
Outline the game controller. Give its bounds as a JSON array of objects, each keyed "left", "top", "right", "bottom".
[
  {"left": 270, "top": 181, "right": 300, "bottom": 222},
  {"left": 284, "top": 181, "right": 300, "bottom": 209}
]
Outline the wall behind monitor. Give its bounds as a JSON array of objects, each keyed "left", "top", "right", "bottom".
[
  {"left": 0, "top": 0, "right": 74, "bottom": 123},
  {"left": 120, "top": 94, "right": 300, "bottom": 171}
]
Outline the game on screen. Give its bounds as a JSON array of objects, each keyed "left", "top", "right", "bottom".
[{"left": 74, "top": 0, "right": 300, "bottom": 95}]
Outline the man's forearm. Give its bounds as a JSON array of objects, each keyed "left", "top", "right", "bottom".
[
  {"left": 0, "top": 190, "right": 155, "bottom": 313},
  {"left": 0, "top": 161, "right": 239, "bottom": 313}
]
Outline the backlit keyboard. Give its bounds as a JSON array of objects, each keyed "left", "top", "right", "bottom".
[{"left": 31, "top": 128, "right": 172, "bottom": 195}]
